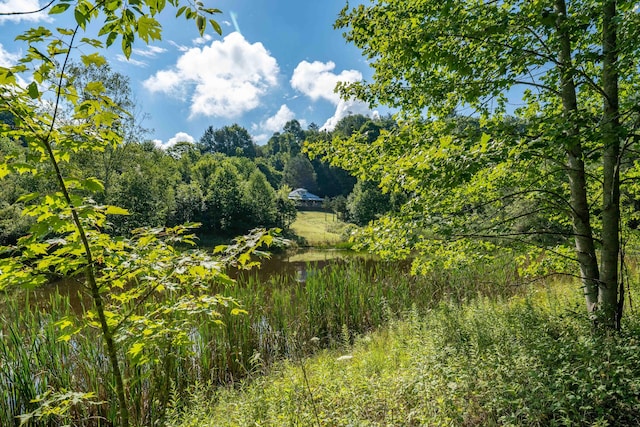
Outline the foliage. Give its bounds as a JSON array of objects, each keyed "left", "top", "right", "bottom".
[
  {"left": 346, "top": 179, "right": 392, "bottom": 226},
  {"left": 243, "top": 170, "right": 277, "bottom": 228},
  {"left": 165, "top": 280, "right": 640, "bottom": 426},
  {"left": 307, "top": 0, "right": 640, "bottom": 325},
  {"left": 0, "top": 1, "right": 257, "bottom": 425},
  {"left": 283, "top": 153, "right": 318, "bottom": 192},
  {"left": 206, "top": 165, "right": 244, "bottom": 233},
  {"left": 199, "top": 124, "right": 257, "bottom": 158},
  {"left": 275, "top": 185, "right": 298, "bottom": 229}
]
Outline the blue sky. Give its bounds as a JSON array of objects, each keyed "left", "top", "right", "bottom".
[{"left": 0, "top": 0, "right": 380, "bottom": 147}]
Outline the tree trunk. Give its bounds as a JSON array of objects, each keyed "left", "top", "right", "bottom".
[
  {"left": 600, "top": 0, "right": 621, "bottom": 328},
  {"left": 554, "top": 0, "right": 600, "bottom": 315}
]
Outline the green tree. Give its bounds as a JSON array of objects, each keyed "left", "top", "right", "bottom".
[
  {"left": 199, "top": 123, "right": 257, "bottom": 158},
  {"left": 347, "top": 179, "right": 391, "bottom": 226},
  {"left": 283, "top": 154, "right": 318, "bottom": 192},
  {"left": 169, "top": 181, "right": 206, "bottom": 226},
  {"left": 206, "top": 165, "right": 244, "bottom": 233},
  {"left": 333, "top": 114, "right": 370, "bottom": 139},
  {"left": 308, "top": 0, "right": 640, "bottom": 327},
  {"left": 243, "top": 170, "right": 277, "bottom": 228},
  {"left": 275, "top": 185, "right": 298, "bottom": 229}
]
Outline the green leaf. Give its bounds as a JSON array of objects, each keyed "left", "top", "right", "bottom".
[
  {"left": 196, "top": 15, "right": 205, "bottom": 35},
  {"left": 122, "top": 37, "right": 132, "bottom": 59},
  {"left": 210, "top": 19, "right": 222, "bottom": 35},
  {"left": 105, "top": 206, "right": 129, "bottom": 215},
  {"left": 57, "top": 27, "right": 75, "bottom": 36},
  {"left": 129, "top": 342, "right": 144, "bottom": 357},
  {"left": 0, "top": 163, "right": 10, "bottom": 179},
  {"left": 27, "top": 81, "right": 39, "bottom": 99},
  {"left": 74, "top": 9, "right": 87, "bottom": 29},
  {"left": 16, "top": 192, "right": 40, "bottom": 203},
  {"left": 82, "top": 177, "right": 105, "bottom": 193},
  {"left": 49, "top": 3, "right": 71, "bottom": 15}
]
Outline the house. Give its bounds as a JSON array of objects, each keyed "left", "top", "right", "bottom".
[{"left": 288, "top": 188, "right": 324, "bottom": 208}]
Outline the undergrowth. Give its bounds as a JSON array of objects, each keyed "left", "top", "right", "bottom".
[{"left": 167, "top": 282, "right": 640, "bottom": 426}]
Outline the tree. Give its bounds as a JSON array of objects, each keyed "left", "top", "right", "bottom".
[
  {"left": 308, "top": 0, "right": 640, "bottom": 328},
  {"left": 66, "top": 61, "right": 148, "bottom": 144},
  {"left": 0, "top": 2, "right": 273, "bottom": 426},
  {"left": 206, "top": 166, "right": 244, "bottom": 233},
  {"left": 243, "top": 170, "right": 277, "bottom": 228},
  {"left": 347, "top": 179, "right": 392, "bottom": 226},
  {"left": 283, "top": 154, "right": 318, "bottom": 192},
  {"left": 275, "top": 185, "right": 298, "bottom": 229},
  {"left": 199, "top": 123, "right": 257, "bottom": 158},
  {"left": 333, "top": 114, "right": 371, "bottom": 139}
]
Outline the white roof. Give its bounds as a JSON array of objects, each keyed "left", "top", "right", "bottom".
[{"left": 288, "top": 188, "right": 323, "bottom": 201}]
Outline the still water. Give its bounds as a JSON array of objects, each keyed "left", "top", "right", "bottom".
[
  {"left": 31, "top": 248, "right": 377, "bottom": 309},
  {"left": 232, "top": 247, "right": 377, "bottom": 282}
]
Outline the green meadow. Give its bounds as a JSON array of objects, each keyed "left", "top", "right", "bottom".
[{"left": 289, "top": 211, "right": 352, "bottom": 247}]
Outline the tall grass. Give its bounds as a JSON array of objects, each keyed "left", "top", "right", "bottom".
[
  {"left": 0, "top": 256, "right": 520, "bottom": 426},
  {"left": 168, "top": 282, "right": 640, "bottom": 427}
]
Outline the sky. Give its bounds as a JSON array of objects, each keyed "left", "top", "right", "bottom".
[{"left": 0, "top": 0, "right": 381, "bottom": 147}]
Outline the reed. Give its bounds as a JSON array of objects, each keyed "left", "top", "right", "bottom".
[{"left": 0, "top": 256, "right": 519, "bottom": 425}]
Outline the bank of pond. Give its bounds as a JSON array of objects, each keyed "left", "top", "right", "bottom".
[{"left": 2, "top": 252, "right": 638, "bottom": 425}]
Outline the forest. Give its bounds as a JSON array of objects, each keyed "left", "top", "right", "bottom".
[{"left": 2, "top": 0, "right": 640, "bottom": 426}]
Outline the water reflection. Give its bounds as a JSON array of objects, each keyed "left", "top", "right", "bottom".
[{"left": 232, "top": 248, "right": 374, "bottom": 283}]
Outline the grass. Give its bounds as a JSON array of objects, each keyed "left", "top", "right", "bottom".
[
  {"left": 289, "top": 211, "right": 351, "bottom": 246},
  {"left": 0, "top": 257, "right": 517, "bottom": 426},
  {"left": 167, "top": 281, "right": 640, "bottom": 426}
]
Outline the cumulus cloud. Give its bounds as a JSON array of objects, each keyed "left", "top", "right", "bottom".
[
  {"left": 156, "top": 132, "right": 196, "bottom": 149},
  {"left": 252, "top": 133, "right": 269, "bottom": 145},
  {"left": 262, "top": 104, "right": 296, "bottom": 133},
  {"left": 290, "top": 60, "right": 373, "bottom": 131},
  {"left": 0, "top": 0, "right": 51, "bottom": 23},
  {"left": 0, "top": 43, "right": 19, "bottom": 67},
  {"left": 321, "top": 99, "right": 374, "bottom": 131},
  {"left": 143, "top": 32, "right": 279, "bottom": 119},
  {"left": 291, "top": 60, "right": 362, "bottom": 104}
]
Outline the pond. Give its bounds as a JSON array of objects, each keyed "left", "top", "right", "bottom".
[{"left": 26, "top": 247, "right": 383, "bottom": 311}]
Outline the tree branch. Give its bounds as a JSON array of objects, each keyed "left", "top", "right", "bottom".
[{"left": 0, "top": 0, "right": 55, "bottom": 16}]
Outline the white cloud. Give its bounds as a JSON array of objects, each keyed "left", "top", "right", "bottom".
[
  {"left": 252, "top": 133, "right": 269, "bottom": 145},
  {"left": 291, "top": 60, "right": 362, "bottom": 104},
  {"left": 290, "top": 60, "right": 374, "bottom": 131},
  {"left": 0, "top": 0, "right": 51, "bottom": 23},
  {"left": 262, "top": 104, "right": 296, "bottom": 133},
  {"left": 0, "top": 43, "right": 19, "bottom": 67},
  {"left": 143, "top": 32, "right": 279, "bottom": 119},
  {"left": 168, "top": 40, "right": 189, "bottom": 52},
  {"left": 156, "top": 132, "right": 196, "bottom": 149},
  {"left": 254, "top": 104, "right": 307, "bottom": 143},
  {"left": 116, "top": 54, "right": 147, "bottom": 67},
  {"left": 321, "top": 99, "right": 375, "bottom": 131},
  {"left": 192, "top": 34, "right": 213, "bottom": 45},
  {"left": 132, "top": 45, "right": 166, "bottom": 58}
]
